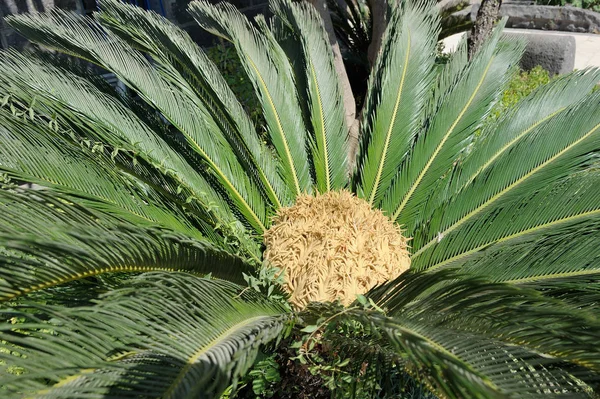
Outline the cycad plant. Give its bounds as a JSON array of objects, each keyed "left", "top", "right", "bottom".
[{"left": 1, "top": 0, "right": 600, "bottom": 397}]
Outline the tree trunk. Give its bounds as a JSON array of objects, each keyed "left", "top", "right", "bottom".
[
  {"left": 467, "top": 0, "right": 502, "bottom": 59},
  {"left": 367, "top": 0, "right": 387, "bottom": 67}
]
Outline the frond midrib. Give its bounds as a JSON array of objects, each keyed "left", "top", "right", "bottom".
[
  {"left": 245, "top": 54, "right": 302, "bottom": 195},
  {"left": 505, "top": 269, "right": 600, "bottom": 284},
  {"left": 392, "top": 56, "right": 496, "bottom": 221},
  {"left": 368, "top": 30, "right": 411, "bottom": 206},
  {"left": 162, "top": 315, "right": 279, "bottom": 398},
  {"left": 413, "top": 121, "right": 600, "bottom": 259},
  {"left": 0, "top": 264, "right": 199, "bottom": 303},
  {"left": 310, "top": 60, "right": 330, "bottom": 192}
]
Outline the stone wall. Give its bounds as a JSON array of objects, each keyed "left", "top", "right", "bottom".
[{"left": 451, "top": 0, "right": 600, "bottom": 34}]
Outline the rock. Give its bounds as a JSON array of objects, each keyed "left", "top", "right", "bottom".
[
  {"left": 504, "top": 32, "right": 576, "bottom": 74},
  {"left": 502, "top": 4, "right": 600, "bottom": 33},
  {"left": 458, "top": 3, "right": 600, "bottom": 34}
]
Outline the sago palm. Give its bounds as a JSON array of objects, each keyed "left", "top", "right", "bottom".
[{"left": 1, "top": 0, "right": 600, "bottom": 397}]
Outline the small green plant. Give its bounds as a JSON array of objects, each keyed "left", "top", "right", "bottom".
[{"left": 489, "top": 65, "right": 552, "bottom": 121}]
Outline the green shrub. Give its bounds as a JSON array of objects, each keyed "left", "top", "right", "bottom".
[{"left": 490, "top": 65, "right": 552, "bottom": 121}]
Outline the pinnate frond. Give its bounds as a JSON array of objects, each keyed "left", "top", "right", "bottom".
[
  {"left": 189, "top": 0, "right": 313, "bottom": 196},
  {"left": 0, "top": 273, "right": 289, "bottom": 398}
]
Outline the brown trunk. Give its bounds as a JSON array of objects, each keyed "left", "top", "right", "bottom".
[
  {"left": 367, "top": 0, "right": 387, "bottom": 67},
  {"left": 467, "top": 0, "right": 502, "bottom": 59}
]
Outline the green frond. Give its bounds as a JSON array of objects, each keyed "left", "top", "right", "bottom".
[
  {"left": 0, "top": 273, "right": 290, "bottom": 398},
  {"left": 6, "top": 10, "right": 269, "bottom": 236},
  {"left": 97, "top": 0, "right": 291, "bottom": 211},
  {"left": 411, "top": 170, "right": 600, "bottom": 282},
  {"left": 0, "top": 50, "right": 240, "bottom": 234},
  {"left": 412, "top": 90, "right": 600, "bottom": 275},
  {"left": 0, "top": 189, "right": 252, "bottom": 301},
  {"left": 382, "top": 23, "right": 525, "bottom": 230},
  {"left": 359, "top": 269, "right": 600, "bottom": 398},
  {"left": 189, "top": 0, "right": 313, "bottom": 196},
  {"left": 0, "top": 110, "right": 204, "bottom": 240},
  {"left": 411, "top": 68, "right": 600, "bottom": 253},
  {"left": 355, "top": 0, "right": 439, "bottom": 206},
  {"left": 271, "top": 0, "right": 349, "bottom": 193}
]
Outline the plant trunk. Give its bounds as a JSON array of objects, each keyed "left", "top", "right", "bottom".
[
  {"left": 367, "top": 0, "right": 387, "bottom": 67},
  {"left": 467, "top": 0, "right": 502, "bottom": 59}
]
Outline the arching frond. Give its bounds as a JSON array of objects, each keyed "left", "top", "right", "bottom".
[
  {"left": 271, "top": 0, "right": 349, "bottom": 193},
  {"left": 96, "top": 0, "right": 291, "bottom": 210},
  {"left": 0, "top": 273, "right": 290, "bottom": 398},
  {"left": 6, "top": 10, "right": 269, "bottom": 235},
  {"left": 0, "top": 50, "right": 246, "bottom": 240},
  {"left": 419, "top": 68, "right": 600, "bottom": 227},
  {"left": 382, "top": 23, "right": 525, "bottom": 231},
  {"left": 411, "top": 170, "right": 600, "bottom": 284},
  {"left": 357, "top": 269, "right": 600, "bottom": 398},
  {"left": 0, "top": 189, "right": 252, "bottom": 301},
  {"left": 0, "top": 110, "right": 204, "bottom": 240},
  {"left": 355, "top": 0, "right": 439, "bottom": 206},
  {"left": 411, "top": 91, "right": 600, "bottom": 275},
  {"left": 189, "top": 0, "right": 313, "bottom": 196}
]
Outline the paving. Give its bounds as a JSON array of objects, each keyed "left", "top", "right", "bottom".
[{"left": 442, "top": 28, "right": 600, "bottom": 70}]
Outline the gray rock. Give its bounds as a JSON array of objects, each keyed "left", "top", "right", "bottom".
[
  {"left": 504, "top": 32, "right": 576, "bottom": 74},
  {"left": 458, "top": 3, "right": 600, "bottom": 34},
  {"left": 502, "top": 4, "right": 600, "bottom": 33}
]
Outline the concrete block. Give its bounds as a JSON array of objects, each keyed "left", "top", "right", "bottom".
[{"left": 504, "top": 32, "right": 576, "bottom": 75}]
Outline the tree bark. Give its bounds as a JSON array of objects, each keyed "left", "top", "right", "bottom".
[
  {"left": 367, "top": 0, "right": 387, "bottom": 67},
  {"left": 309, "top": 0, "right": 360, "bottom": 174},
  {"left": 467, "top": 0, "right": 502, "bottom": 59}
]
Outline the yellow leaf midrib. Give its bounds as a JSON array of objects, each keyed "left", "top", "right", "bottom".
[
  {"left": 392, "top": 56, "right": 496, "bottom": 221},
  {"left": 413, "top": 121, "right": 600, "bottom": 260},
  {"left": 368, "top": 30, "right": 411, "bottom": 206},
  {"left": 310, "top": 61, "right": 330, "bottom": 192},
  {"left": 162, "top": 315, "right": 276, "bottom": 399},
  {"left": 245, "top": 54, "right": 302, "bottom": 196}
]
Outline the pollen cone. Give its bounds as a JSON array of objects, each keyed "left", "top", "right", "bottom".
[{"left": 263, "top": 190, "right": 410, "bottom": 308}]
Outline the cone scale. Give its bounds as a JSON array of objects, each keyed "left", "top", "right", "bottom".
[{"left": 264, "top": 190, "right": 411, "bottom": 308}]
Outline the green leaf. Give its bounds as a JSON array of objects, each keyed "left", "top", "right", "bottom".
[
  {"left": 0, "top": 109, "right": 202, "bottom": 239},
  {"left": 97, "top": 0, "right": 291, "bottom": 210},
  {"left": 360, "top": 269, "right": 600, "bottom": 398},
  {"left": 300, "top": 324, "right": 319, "bottom": 333},
  {"left": 189, "top": 0, "right": 313, "bottom": 196},
  {"left": 0, "top": 273, "right": 290, "bottom": 398},
  {"left": 6, "top": 10, "right": 269, "bottom": 236},
  {"left": 271, "top": 0, "right": 349, "bottom": 193},
  {"left": 355, "top": 0, "right": 439, "bottom": 206},
  {"left": 412, "top": 68, "right": 600, "bottom": 244},
  {"left": 382, "top": 23, "right": 524, "bottom": 229},
  {"left": 412, "top": 90, "right": 600, "bottom": 277},
  {"left": 0, "top": 50, "right": 236, "bottom": 242},
  {"left": 0, "top": 189, "right": 253, "bottom": 301}
]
